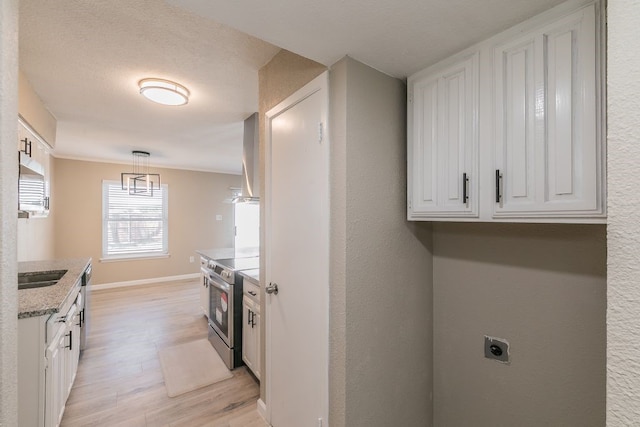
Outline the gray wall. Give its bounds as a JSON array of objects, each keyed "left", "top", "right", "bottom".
[
  {"left": 330, "top": 57, "right": 434, "bottom": 427},
  {"left": 0, "top": 1, "right": 18, "bottom": 425},
  {"left": 606, "top": 0, "right": 640, "bottom": 423},
  {"left": 433, "top": 223, "right": 606, "bottom": 426}
]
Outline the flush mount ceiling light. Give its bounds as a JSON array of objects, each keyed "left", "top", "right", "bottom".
[
  {"left": 121, "top": 151, "right": 161, "bottom": 196},
  {"left": 139, "top": 78, "right": 190, "bottom": 106}
]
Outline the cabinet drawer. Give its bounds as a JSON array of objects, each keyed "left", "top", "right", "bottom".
[{"left": 243, "top": 281, "right": 260, "bottom": 304}]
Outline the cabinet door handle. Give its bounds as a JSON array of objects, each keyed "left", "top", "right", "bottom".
[
  {"left": 251, "top": 312, "right": 256, "bottom": 328},
  {"left": 462, "top": 173, "right": 469, "bottom": 204},
  {"left": 495, "top": 170, "right": 502, "bottom": 203},
  {"left": 65, "top": 330, "right": 73, "bottom": 350},
  {"left": 248, "top": 291, "right": 257, "bottom": 296},
  {"left": 20, "top": 138, "right": 32, "bottom": 157}
]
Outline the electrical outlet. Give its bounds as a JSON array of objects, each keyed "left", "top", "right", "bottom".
[
  {"left": 484, "top": 335, "right": 510, "bottom": 363},
  {"left": 189, "top": 256, "right": 194, "bottom": 263},
  {"left": 216, "top": 214, "right": 223, "bottom": 221}
]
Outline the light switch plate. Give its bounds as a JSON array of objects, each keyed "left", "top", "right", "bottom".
[
  {"left": 216, "top": 215, "right": 222, "bottom": 221},
  {"left": 484, "top": 335, "right": 510, "bottom": 363}
]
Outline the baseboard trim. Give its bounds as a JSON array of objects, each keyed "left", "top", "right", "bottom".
[
  {"left": 257, "top": 398, "right": 268, "bottom": 423},
  {"left": 93, "top": 273, "right": 200, "bottom": 291}
]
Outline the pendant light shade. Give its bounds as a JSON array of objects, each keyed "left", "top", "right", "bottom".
[
  {"left": 121, "top": 151, "right": 161, "bottom": 196},
  {"left": 139, "top": 78, "right": 189, "bottom": 106}
]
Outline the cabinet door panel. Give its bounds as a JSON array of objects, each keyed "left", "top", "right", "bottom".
[
  {"left": 409, "top": 53, "right": 478, "bottom": 218},
  {"left": 443, "top": 71, "right": 463, "bottom": 206},
  {"left": 412, "top": 78, "right": 439, "bottom": 211},
  {"left": 494, "top": 37, "right": 539, "bottom": 211},
  {"left": 253, "top": 310, "right": 261, "bottom": 380},
  {"left": 544, "top": 5, "right": 598, "bottom": 211},
  {"left": 242, "top": 297, "right": 256, "bottom": 374}
]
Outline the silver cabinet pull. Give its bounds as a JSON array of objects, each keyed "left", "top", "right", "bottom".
[{"left": 265, "top": 282, "right": 279, "bottom": 295}]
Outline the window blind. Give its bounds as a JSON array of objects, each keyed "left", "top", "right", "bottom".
[{"left": 102, "top": 181, "right": 168, "bottom": 257}]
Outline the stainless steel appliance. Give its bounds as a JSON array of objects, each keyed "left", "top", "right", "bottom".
[{"left": 202, "top": 256, "right": 259, "bottom": 369}]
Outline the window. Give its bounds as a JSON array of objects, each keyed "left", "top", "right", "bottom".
[{"left": 102, "top": 180, "right": 168, "bottom": 259}]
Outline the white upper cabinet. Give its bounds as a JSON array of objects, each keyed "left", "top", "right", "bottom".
[
  {"left": 408, "top": 52, "right": 478, "bottom": 219},
  {"left": 493, "top": 3, "right": 603, "bottom": 219},
  {"left": 408, "top": 0, "right": 605, "bottom": 223}
]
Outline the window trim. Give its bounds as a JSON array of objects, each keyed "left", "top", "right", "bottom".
[{"left": 101, "top": 180, "right": 169, "bottom": 260}]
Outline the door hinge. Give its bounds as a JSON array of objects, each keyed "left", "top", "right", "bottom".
[{"left": 318, "top": 122, "right": 323, "bottom": 143}]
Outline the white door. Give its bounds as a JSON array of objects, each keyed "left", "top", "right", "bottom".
[{"left": 265, "top": 73, "right": 329, "bottom": 427}]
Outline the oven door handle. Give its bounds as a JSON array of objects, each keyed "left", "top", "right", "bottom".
[{"left": 206, "top": 272, "right": 231, "bottom": 293}]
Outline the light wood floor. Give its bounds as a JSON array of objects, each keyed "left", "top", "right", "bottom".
[{"left": 61, "top": 279, "right": 267, "bottom": 427}]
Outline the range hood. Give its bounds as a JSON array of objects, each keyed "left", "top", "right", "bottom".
[{"left": 234, "top": 112, "right": 259, "bottom": 203}]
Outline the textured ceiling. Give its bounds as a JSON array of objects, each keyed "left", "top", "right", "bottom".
[
  {"left": 19, "top": 0, "right": 280, "bottom": 174},
  {"left": 19, "top": 0, "right": 566, "bottom": 173},
  {"left": 168, "top": 0, "right": 566, "bottom": 78}
]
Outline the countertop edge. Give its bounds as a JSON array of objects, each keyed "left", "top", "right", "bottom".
[{"left": 18, "top": 258, "right": 91, "bottom": 319}]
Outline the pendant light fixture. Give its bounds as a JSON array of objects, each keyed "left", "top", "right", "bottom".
[
  {"left": 139, "top": 78, "right": 189, "bottom": 106},
  {"left": 121, "top": 151, "right": 161, "bottom": 196}
]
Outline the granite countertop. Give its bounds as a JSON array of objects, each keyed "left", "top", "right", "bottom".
[
  {"left": 196, "top": 248, "right": 236, "bottom": 261},
  {"left": 196, "top": 247, "right": 259, "bottom": 261},
  {"left": 18, "top": 258, "right": 91, "bottom": 319},
  {"left": 239, "top": 268, "right": 260, "bottom": 286}
]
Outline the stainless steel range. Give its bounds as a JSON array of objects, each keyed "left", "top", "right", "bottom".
[{"left": 201, "top": 256, "right": 259, "bottom": 369}]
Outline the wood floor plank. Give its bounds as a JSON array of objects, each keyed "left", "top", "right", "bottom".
[{"left": 60, "top": 280, "right": 267, "bottom": 427}]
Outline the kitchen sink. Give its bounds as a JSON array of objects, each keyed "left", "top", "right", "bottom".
[{"left": 18, "top": 270, "right": 67, "bottom": 290}]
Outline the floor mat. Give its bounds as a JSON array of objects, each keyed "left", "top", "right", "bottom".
[{"left": 158, "top": 338, "right": 232, "bottom": 397}]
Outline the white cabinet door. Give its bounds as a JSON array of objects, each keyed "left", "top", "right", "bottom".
[
  {"left": 199, "top": 267, "right": 210, "bottom": 319},
  {"left": 493, "top": 3, "right": 603, "bottom": 218},
  {"left": 18, "top": 119, "right": 51, "bottom": 216},
  {"left": 242, "top": 296, "right": 259, "bottom": 379},
  {"left": 408, "top": 52, "right": 479, "bottom": 219},
  {"left": 45, "top": 327, "right": 66, "bottom": 427},
  {"left": 252, "top": 309, "right": 260, "bottom": 380},
  {"left": 69, "top": 309, "right": 81, "bottom": 388}
]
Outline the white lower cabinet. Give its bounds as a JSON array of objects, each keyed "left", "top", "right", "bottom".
[
  {"left": 19, "top": 290, "right": 82, "bottom": 427},
  {"left": 45, "top": 326, "right": 66, "bottom": 427},
  {"left": 242, "top": 281, "right": 260, "bottom": 380},
  {"left": 199, "top": 257, "right": 210, "bottom": 319},
  {"left": 408, "top": 0, "right": 605, "bottom": 223}
]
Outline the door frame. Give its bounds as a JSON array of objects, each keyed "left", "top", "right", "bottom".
[{"left": 263, "top": 71, "right": 330, "bottom": 425}]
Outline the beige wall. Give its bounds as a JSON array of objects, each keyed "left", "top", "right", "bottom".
[
  {"left": 433, "top": 223, "right": 606, "bottom": 426},
  {"left": 16, "top": 71, "right": 57, "bottom": 262},
  {"left": 257, "top": 49, "right": 327, "bottom": 400},
  {"left": 331, "top": 57, "right": 433, "bottom": 427},
  {"left": 607, "top": 0, "right": 640, "bottom": 423},
  {"left": 53, "top": 158, "right": 240, "bottom": 285},
  {"left": 0, "top": 1, "right": 19, "bottom": 425}
]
